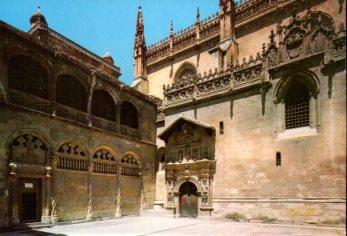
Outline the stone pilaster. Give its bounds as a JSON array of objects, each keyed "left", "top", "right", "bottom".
[
  {"left": 50, "top": 158, "right": 58, "bottom": 224},
  {"left": 115, "top": 165, "right": 122, "bottom": 218},
  {"left": 86, "top": 161, "right": 94, "bottom": 220}
]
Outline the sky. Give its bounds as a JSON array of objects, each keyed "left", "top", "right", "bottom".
[{"left": 0, "top": 0, "right": 219, "bottom": 85}]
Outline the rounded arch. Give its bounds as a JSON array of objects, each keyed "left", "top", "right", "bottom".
[
  {"left": 5, "top": 129, "right": 53, "bottom": 165},
  {"left": 55, "top": 137, "right": 90, "bottom": 158},
  {"left": 120, "top": 151, "right": 141, "bottom": 167},
  {"left": 174, "top": 62, "right": 197, "bottom": 83},
  {"left": 56, "top": 74, "right": 88, "bottom": 112},
  {"left": 91, "top": 145, "right": 119, "bottom": 162},
  {"left": 273, "top": 70, "right": 320, "bottom": 104},
  {"left": 120, "top": 101, "right": 139, "bottom": 129},
  {"left": 8, "top": 54, "right": 49, "bottom": 99},
  {"left": 174, "top": 177, "right": 201, "bottom": 193},
  {"left": 5, "top": 47, "right": 53, "bottom": 72},
  {"left": 91, "top": 89, "right": 117, "bottom": 121}
]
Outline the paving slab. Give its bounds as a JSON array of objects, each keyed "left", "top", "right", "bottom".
[{"left": 1, "top": 216, "right": 345, "bottom": 236}]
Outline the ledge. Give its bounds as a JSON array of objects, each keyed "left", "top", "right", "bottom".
[{"left": 277, "top": 127, "right": 318, "bottom": 140}]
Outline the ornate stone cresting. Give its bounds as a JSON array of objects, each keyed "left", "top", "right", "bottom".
[
  {"left": 162, "top": 10, "right": 344, "bottom": 109},
  {"left": 146, "top": 0, "right": 317, "bottom": 66}
]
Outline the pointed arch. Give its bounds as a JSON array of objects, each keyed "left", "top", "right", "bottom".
[{"left": 174, "top": 62, "right": 197, "bottom": 83}]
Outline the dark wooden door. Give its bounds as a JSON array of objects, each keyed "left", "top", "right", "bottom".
[
  {"left": 179, "top": 182, "right": 198, "bottom": 217},
  {"left": 19, "top": 178, "right": 42, "bottom": 223},
  {"left": 21, "top": 192, "right": 37, "bottom": 222},
  {"left": 180, "top": 193, "right": 197, "bottom": 217}
]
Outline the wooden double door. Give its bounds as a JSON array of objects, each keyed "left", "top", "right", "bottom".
[{"left": 179, "top": 182, "right": 197, "bottom": 217}]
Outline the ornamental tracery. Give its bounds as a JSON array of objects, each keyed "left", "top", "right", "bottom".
[
  {"left": 8, "top": 134, "right": 49, "bottom": 165},
  {"left": 121, "top": 154, "right": 140, "bottom": 177},
  {"left": 92, "top": 148, "right": 117, "bottom": 174},
  {"left": 57, "top": 142, "right": 87, "bottom": 171}
]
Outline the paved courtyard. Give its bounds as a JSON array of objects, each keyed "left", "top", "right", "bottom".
[{"left": 1, "top": 216, "right": 345, "bottom": 236}]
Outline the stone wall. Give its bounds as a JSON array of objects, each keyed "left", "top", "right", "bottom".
[
  {"left": 0, "top": 105, "right": 156, "bottom": 226},
  {"left": 213, "top": 199, "right": 346, "bottom": 224},
  {"left": 55, "top": 171, "right": 88, "bottom": 221},
  {"left": 121, "top": 176, "right": 141, "bottom": 216}
]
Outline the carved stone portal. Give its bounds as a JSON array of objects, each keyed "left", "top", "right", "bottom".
[{"left": 158, "top": 117, "right": 216, "bottom": 217}]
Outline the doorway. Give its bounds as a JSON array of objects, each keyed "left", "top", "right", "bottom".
[
  {"left": 19, "top": 178, "right": 42, "bottom": 223},
  {"left": 179, "top": 182, "right": 197, "bottom": 217}
]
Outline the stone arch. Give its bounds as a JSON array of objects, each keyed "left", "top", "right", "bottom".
[
  {"left": 174, "top": 177, "right": 201, "bottom": 193},
  {"left": 7, "top": 54, "right": 49, "bottom": 99},
  {"left": 174, "top": 62, "right": 197, "bottom": 83},
  {"left": 121, "top": 151, "right": 141, "bottom": 167},
  {"left": 5, "top": 46, "right": 53, "bottom": 72},
  {"left": 91, "top": 145, "right": 118, "bottom": 162},
  {"left": 56, "top": 74, "right": 89, "bottom": 112},
  {"left": 273, "top": 70, "right": 320, "bottom": 104},
  {"left": 55, "top": 137, "right": 90, "bottom": 159},
  {"left": 91, "top": 89, "right": 117, "bottom": 122},
  {"left": 5, "top": 129, "right": 53, "bottom": 165},
  {"left": 120, "top": 101, "right": 139, "bottom": 129}
]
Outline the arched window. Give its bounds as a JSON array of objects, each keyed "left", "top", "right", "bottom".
[
  {"left": 120, "top": 101, "right": 138, "bottom": 129},
  {"left": 121, "top": 154, "right": 139, "bottom": 177},
  {"left": 91, "top": 90, "right": 116, "bottom": 121},
  {"left": 8, "top": 55, "right": 48, "bottom": 99},
  {"left": 285, "top": 81, "right": 310, "bottom": 129},
  {"left": 56, "top": 75, "right": 88, "bottom": 112},
  {"left": 175, "top": 64, "right": 196, "bottom": 83}
]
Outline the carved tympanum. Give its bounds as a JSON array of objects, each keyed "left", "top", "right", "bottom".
[{"left": 9, "top": 134, "right": 49, "bottom": 165}]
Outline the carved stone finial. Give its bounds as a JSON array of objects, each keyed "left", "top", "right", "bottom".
[
  {"left": 196, "top": 7, "right": 200, "bottom": 23},
  {"left": 170, "top": 21, "right": 174, "bottom": 37},
  {"left": 269, "top": 30, "right": 275, "bottom": 44}
]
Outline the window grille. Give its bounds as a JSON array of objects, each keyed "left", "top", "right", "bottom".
[{"left": 285, "top": 82, "right": 310, "bottom": 129}]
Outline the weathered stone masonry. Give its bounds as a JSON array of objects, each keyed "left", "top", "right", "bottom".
[{"left": 0, "top": 9, "right": 157, "bottom": 228}]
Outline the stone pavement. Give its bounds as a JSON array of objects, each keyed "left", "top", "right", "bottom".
[{"left": 1, "top": 216, "right": 345, "bottom": 236}]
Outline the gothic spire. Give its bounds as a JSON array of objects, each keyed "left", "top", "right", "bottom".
[
  {"left": 135, "top": 6, "right": 146, "bottom": 48},
  {"left": 133, "top": 6, "right": 147, "bottom": 84}
]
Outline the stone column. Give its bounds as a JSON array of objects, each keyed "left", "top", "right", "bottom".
[
  {"left": 115, "top": 165, "right": 122, "bottom": 218},
  {"left": 50, "top": 158, "right": 58, "bottom": 224},
  {"left": 86, "top": 161, "right": 94, "bottom": 220},
  {"left": 8, "top": 171, "right": 19, "bottom": 225},
  {"left": 87, "top": 71, "right": 96, "bottom": 126},
  {"left": 41, "top": 166, "right": 51, "bottom": 223},
  {"left": 49, "top": 69, "right": 57, "bottom": 116}
]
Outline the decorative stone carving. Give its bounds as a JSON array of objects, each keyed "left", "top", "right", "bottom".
[{"left": 9, "top": 134, "right": 49, "bottom": 165}]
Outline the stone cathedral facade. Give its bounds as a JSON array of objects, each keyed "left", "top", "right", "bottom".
[{"left": 134, "top": 0, "right": 346, "bottom": 224}]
